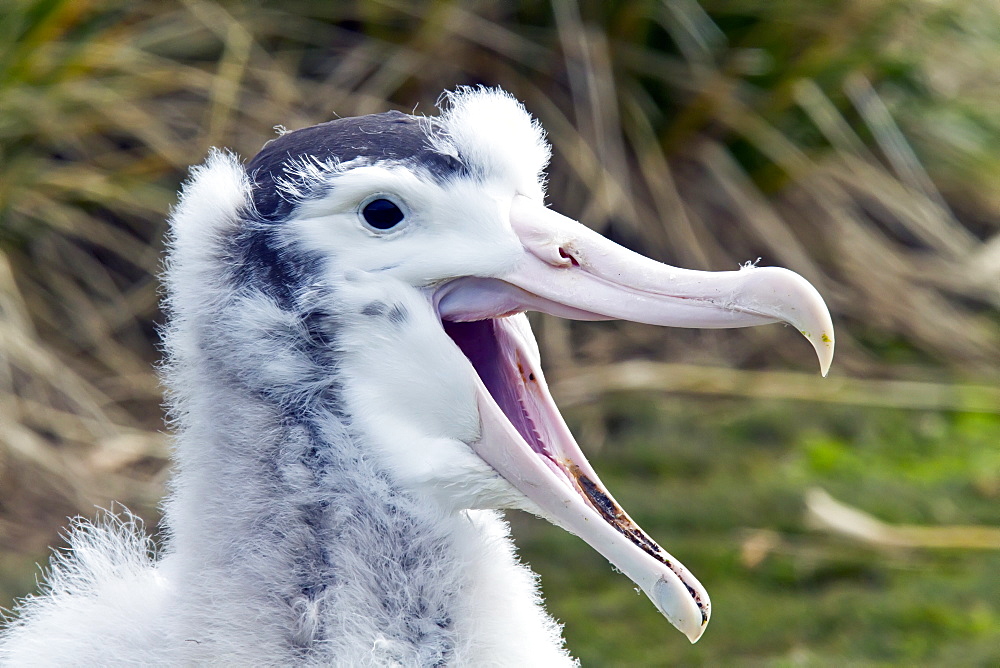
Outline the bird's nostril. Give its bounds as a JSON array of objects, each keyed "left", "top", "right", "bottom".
[{"left": 558, "top": 247, "right": 580, "bottom": 267}]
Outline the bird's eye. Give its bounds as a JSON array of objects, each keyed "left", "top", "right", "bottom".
[{"left": 362, "top": 198, "right": 405, "bottom": 231}]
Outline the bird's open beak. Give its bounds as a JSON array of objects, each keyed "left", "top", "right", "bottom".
[{"left": 435, "top": 195, "right": 834, "bottom": 643}]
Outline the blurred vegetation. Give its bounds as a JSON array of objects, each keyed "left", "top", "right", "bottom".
[
  {"left": 1, "top": 0, "right": 997, "bottom": 663},
  {"left": 517, "top": 399, "right": 1000, "bottom": 664}
]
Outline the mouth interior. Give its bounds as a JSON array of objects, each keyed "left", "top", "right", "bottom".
[{"left": 442, "top": 319, "right": 557, "bottom": 468}]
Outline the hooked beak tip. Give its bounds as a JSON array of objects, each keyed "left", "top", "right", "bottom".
[
  {"left": 820, "top": 353, "right": 833, "bottom": 378},
  {"left": 801, "top": 329, "right": 834, "bottom": 377}
]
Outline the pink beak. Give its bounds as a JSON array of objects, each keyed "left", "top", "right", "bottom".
[{"left": 436, "top": 195, "right": 834, "bottom": 642}]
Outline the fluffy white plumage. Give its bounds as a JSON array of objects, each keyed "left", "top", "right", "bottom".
[{"left": 2, "top": 89, "right": 574, "bottom": 666}]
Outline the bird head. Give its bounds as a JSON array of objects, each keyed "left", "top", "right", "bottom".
[{"left": 185, "top": 87, "right": 833, "bottom": 643}]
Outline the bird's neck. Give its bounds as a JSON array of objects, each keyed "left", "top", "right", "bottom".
[
  {"left": 160, "top": 297, "right": 571, "bottom": 664},
  {"left": 163, "top": 381, "right": 457, "bottom": 663}
]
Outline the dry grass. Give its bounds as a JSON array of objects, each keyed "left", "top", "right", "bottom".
[{"left": 1, "top": 0, "right": 997, "bottom": 606}]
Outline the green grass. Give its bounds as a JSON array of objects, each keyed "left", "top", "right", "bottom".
[{"left": 511, "top": 397, "right": 1000, "bottom": 665}]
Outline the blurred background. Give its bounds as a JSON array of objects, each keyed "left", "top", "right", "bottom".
[{"left": 1, "top": 0, "right": 998, "bottom": 663}]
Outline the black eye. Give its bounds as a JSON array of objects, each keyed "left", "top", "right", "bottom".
[{"left": 362, "top": 198, "right": 404, "bottom": 230}]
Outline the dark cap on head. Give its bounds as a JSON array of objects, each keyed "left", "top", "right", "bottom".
[{"left": 246, "top": 111, "right": 464, "bottom": 220}]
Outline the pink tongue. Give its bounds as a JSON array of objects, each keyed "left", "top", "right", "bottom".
[{"left": 443, "top": 320, "right": 550, "bottom": 459}]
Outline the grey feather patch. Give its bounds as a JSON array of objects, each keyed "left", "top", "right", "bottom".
[
  {"left": 387, "top": 305, "right": 408, "bottom": 325},
  {"left": 361, "top": 301, "right": 388, "bottom": 317},
  {"left": 361, "top": 301, "right": 408, "bottom": 325}
]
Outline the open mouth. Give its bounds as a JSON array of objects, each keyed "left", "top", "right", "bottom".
[
  {"left": 442, "top": 316, "right": 711, "bottom": 636},
  {"left": 428, "top": 194, "right": 833, "bottom": 643}
]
